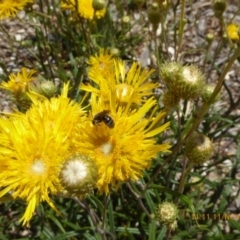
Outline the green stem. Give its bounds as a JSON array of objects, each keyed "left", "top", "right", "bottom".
[
  {"left": 176, "top": 0, "right": 186, "bottom": 59},
  {"left": 178, "top": 162, "right": 194, "bottom": 195}
]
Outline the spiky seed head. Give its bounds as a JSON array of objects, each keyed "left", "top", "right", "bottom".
[
  {"left": 59, "top": 154, "right": 98, "bottom": 198},
  {"left": 160, "top": 62, "right": 205, "bottom": 100},
  {"left": 157, "top": 202, "right": 178, "bottom": 224}
]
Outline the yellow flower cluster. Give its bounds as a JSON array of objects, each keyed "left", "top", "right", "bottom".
[
  {"left": 0, "top": 0, "right": 33, "bottom": 19},
  {"left": 0, "top": 50, "right": 171, "bottom": 225},
  {"left": 227, "top": 23, "right": 240, "bottom": 41},
  {"left": 61, "top": 0, "right": 106, "bottom": 20}
]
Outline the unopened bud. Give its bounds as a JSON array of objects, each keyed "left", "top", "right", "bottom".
[
  {"left": 110, "top": 47, "right": 120, "bottom": 57},
  {"left": 189, "top": 176, "right": 204, "bottom": 192},
  {"left": 201, "top": 84, "right": 220, "bottom": 103},
  {"left": 148, "top": 2, "right": 161, "bottom": 25},
  {"left": 39, "top": 81, "right": 57, "bottom": 98},
  {"left": 206, "top": 33, "right": 215, "bottom": 43},
  {"left": 160, "top": 62, "right": 205, "bottom": 100},
  {"left": 185, "top": 132, "right": 213, "bottom": 165},
  {"left": 213, "top": 0, "right": 226, "bottom": 18},
  {"left": 92, "top": 0, "right": 106, "bottom": 11},
  {"left": 122, "top": 15, "right": 130, "bottom": 24}
]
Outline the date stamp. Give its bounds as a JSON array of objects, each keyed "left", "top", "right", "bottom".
[{"left": 190, "top": 213, "right": 240, "bottom": 221}]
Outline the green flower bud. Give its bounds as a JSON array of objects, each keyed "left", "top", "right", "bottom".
[
  {"left": 148, "top": 2, "right": 161, "bottom": 25},
  {"left": 110, "top": 47, "right": 120, "bottom": 57},
  {"left": 213, "top": 0, "right": 226, "bottom": 18},
  {"left": 92, "top": 0, "right": 106, "bottom": 11},
  {"left": 122, "top": 15, "right": 130, "bottom": 24},
  {"left": 59, "top": 154, "right": 98, "bottom": 198},
  {"left": 166, "top": 219, "right": 178, "bottom": 231},
  {"left": 201, "top": 84, "right": 220, "bottom": 103},
  {"left": 157, "top": 202, "right": 178, "bottom": 224},
  {"left": 189, "top": 176, "right": 204, "bottom": 192},
  {"left": 39, "top": 81, "right": 57, "bottom": 98},
  {"left": 185, "top": 132, "right": 213, "bottom": 165},
  {"left": 205, "top": 33, "right": 215, "bottom": 43},
  {"left": 160, "top": 62, "right": 205, "bottom": 100}
]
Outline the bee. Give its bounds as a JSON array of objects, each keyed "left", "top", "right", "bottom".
[{"left": 92, "top": 110, "right": 115, "bottom": 128}]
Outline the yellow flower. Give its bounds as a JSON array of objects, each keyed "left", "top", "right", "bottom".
[
  {"left": 61, "top": 0, "right": 106, "bottom": 20},
  {"left": 72, "top": 93, "right": 171, "bottom": 193},
  {"left": 0, "top": 83, "right": 85, "bottom": 225},
  {"left": 81, "top": 59, "right": 158, "bottom": 106},
  {"left": 0, "top": 0, "right": 33, "bottom": 19},
  {"left": 1, "top": 67, "right": 36, "bottom": 94},
  {"left": 226, "top": 23, "right": 240, "bottom": 41},
  {"left": 88, "top": 48, "right": 115, "bottom": 79}
]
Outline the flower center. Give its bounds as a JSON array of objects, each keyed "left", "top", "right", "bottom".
[
  {"left": 116, "top": 83, "right": 134, "bottom": 103},
  {"left": 99, "top": 142, "right": 114, "bottom": 156},
  {"left": 31, "top": 159, "right": 45, "bottom": 174}
]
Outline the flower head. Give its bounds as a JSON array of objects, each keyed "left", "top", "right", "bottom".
[
  {"left": 0, "top": 0, "right": 33, "bottom": 19},
  {"left": 72, "top": 93, "right": 171, "bottom": 193},
  {"left": 1, "top": 67, "right": 36, "bottom": 94},
  {"left": 0, "top": 83, "right": 85, "bottom": 225},
  {"left": 88, "top": 48, "right": 115, "bottom": 79},
  {"left": 81, "top": 58, "right": 157, "bottom": 106},
  {"left": 227, "top": 23, "right": 240, "bottom": 41},
  {"left": 61, "top": 0, "right": 106, "bottom": 20},
  {"left": 59, "top": 153, "right": 98, "bottom": 197}
]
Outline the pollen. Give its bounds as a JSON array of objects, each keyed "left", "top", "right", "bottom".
[
  {"left": 61, "top": 159, "right": 87, "bottom": 184},
  {"left": 31, "top": 160, "right": 46, "bottom": 175},
  {"left": 100, "top": 142, "right": 114, "bottom": 156}
]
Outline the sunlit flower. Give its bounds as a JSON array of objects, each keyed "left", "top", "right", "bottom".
[
  {"left": 81, "top": 59, "right": 157, "bottom": 106},
  {"left": 226, "top": 23, "right": 240, "bottom": 41},
  {"left": 88, "top": 48, "right": 115, "bottom": 79},
  {"left": 0, "top": 83, "right": 86, "bottom": 225},
  {"left": 72, "top": 93, "right": 171, "bottom": 193},
  {"left": 0, "top": 0, "right": 33, "bottom": 19},
  {"left": 61, "top": 0, "right": 106, "bottom": 20},
  {"left": 1, "top": 67, "right": 36, "bottom": 94}
]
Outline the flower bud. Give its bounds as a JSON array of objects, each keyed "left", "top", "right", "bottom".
[
  {"left": 213, "top": 0, "right": 226, "bottom": 18},
  {"left": 160, "top": 62, "right": 205, "bottom": 100},
  {"left": 122, "top": 15, "right": 130, "bottom": 24},
  {"left": 201, "top": 84, "right": 220, "bottom": 103},
  {"left": 166, "top": 219, "right": 178, "bottom": 231},
  {"left": 185, "top": 132, "right": 213, "bottom": 165},
  {"left": 156, "top": 202, "right": 178, "bottom": 224},
  {"left": 15, "top": 93, "right": 32, "bottom": 113},
  {"left": 39, "top": 81, "right": 57, "bottom": 98},
  {"left": 189, "top": 176, "right": 204, "bottom": 192},
  {"left": 92, "top": 0, "right": 106, "bottom": 11},
  {"left": 147, "top": 2, "right": 161, "bottom": 25},
  {"left": 59, "top": 154, "right": 98, "bottom": 197},
  {"left": 205, "top": 33, "right": 215, "bottom": 43},
  {"left": 110, "top": 48, "right": 120, "bottom": 57}
]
